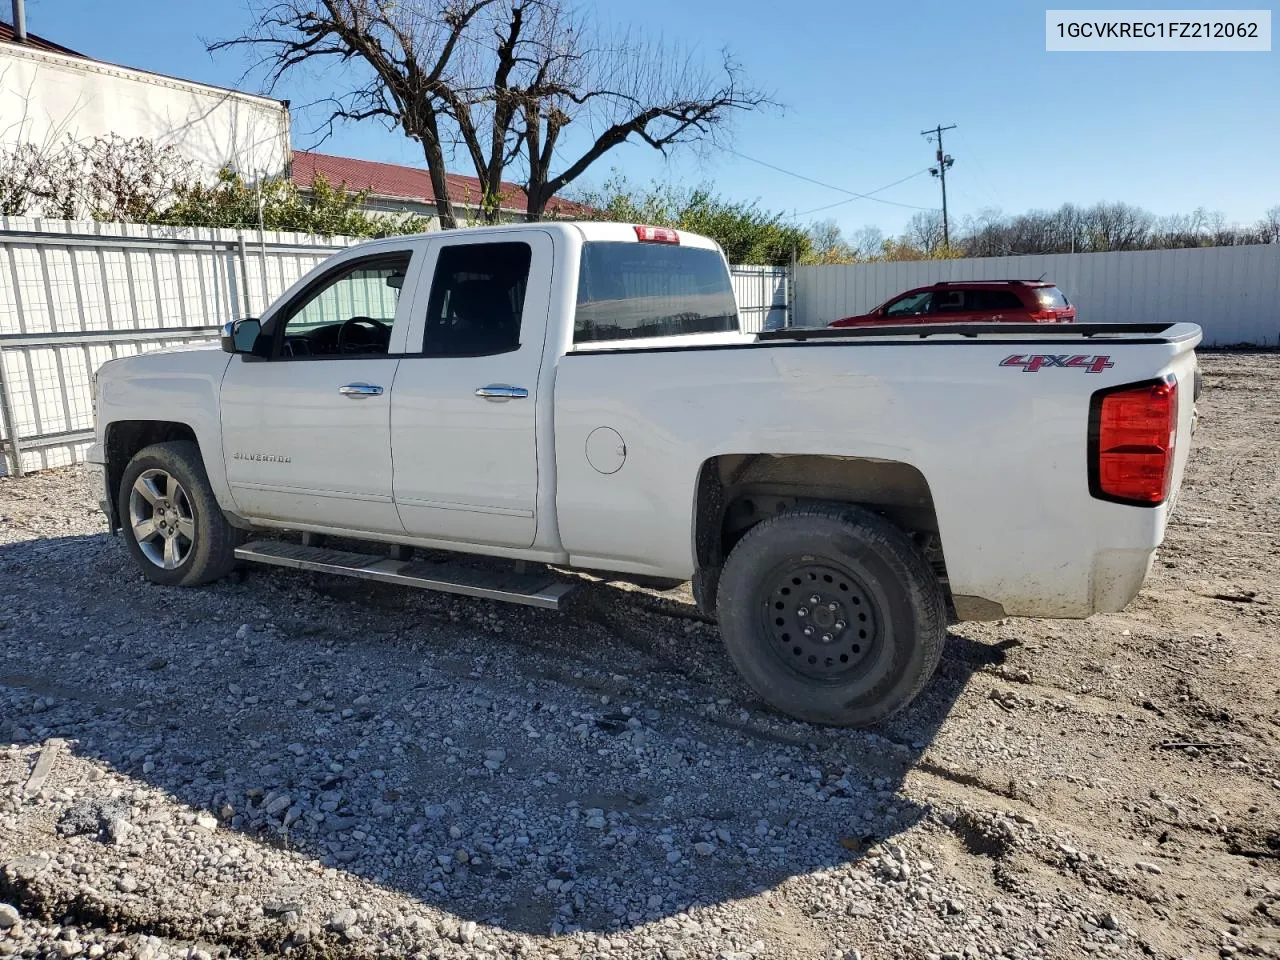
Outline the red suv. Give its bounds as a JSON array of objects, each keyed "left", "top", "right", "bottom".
[{"left": 828, "top": 280, "right": 1075, "bottom": 327}]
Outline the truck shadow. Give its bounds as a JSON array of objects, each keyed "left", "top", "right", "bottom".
[{"left": 0, "top": 531, "right": 1006, "bottom": 939}]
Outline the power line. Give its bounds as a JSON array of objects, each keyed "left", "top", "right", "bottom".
[
  {"left": 955, "top": 127, "right": 1001, "bottom": 210},
  {"left": 794, "top": 168, "right": 934, "bottom": 217},
  {"left": 726, "top": 148, "right": 935, "bottom": 211}
]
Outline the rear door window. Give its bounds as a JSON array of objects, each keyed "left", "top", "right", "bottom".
[
  {"left": 574, "top": 243, "right": 738, "bottom": 343},
  {"left": 421, "top": 242, "right": 532, "bottom": 356},
  {"left": 971, "top": 289, "right": 1024, "bottom": 310},
  {"left": 933, "top": 290, "right": 967, "bottom": 314}
]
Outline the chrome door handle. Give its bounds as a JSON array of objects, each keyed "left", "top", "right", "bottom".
[
  {"left": 339, "top": 383, "right": 383, "bottom": 398},
  {"left": 475, "top": 384, "right": 529, "bottom": 401}
]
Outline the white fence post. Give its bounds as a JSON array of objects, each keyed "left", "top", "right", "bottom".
[{"left": 0, "top": 354, "right": 24, "bottom": 476}]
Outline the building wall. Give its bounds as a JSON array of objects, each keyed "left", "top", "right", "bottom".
[
  {"left": 0, "top": 43, "right": 290, "bottom": 178},
  {"left": 794, "top": 244, "right": 1280, "bottom": 346}
]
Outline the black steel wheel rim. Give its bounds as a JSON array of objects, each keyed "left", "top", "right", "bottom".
[{"left": 760, "top": 561, "right": 883, "bottom": 682}]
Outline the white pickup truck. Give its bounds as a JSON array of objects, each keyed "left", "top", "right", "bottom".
[{"left": 89, "top": 222, "right": 1201, "bottom": 727}]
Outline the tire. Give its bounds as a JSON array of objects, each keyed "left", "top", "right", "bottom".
[
  {"left": 692, "top": 565, "right": 720, "bottom": 618},
  {"left": 716, "top": 504, "right": 946, "bottom": 727},
  {"left": 118, "top": 440, "right": 243, "bottom": 587}
]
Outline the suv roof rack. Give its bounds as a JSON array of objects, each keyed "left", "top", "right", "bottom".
[{"left": 932, "top": 279, "right": 1044, "bottom": 286}]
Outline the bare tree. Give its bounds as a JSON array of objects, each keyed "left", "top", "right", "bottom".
[
  {"left": 0, "top": 142, "right": 47, "bottom": 215},
  {"left": 84, "top": 135, "right": 194, "bottom": 222},
  {"left": 903, "top": 210, "right": 946, "bottom": 256},
  {"left": 846, "top": 225, "right": 885, "bottom": 260},
  {"left": 1083, "top": 202, "right": 1153, "bottom": 251},
  {"left": 960, "top": 207, "right": 1005, "bottom": 256},
  {"left": 1258, "top": 206, "right": 1280, "bottom": 245},
  {"left": 805, "top": 219, "right": 854, "bottom": 263},
  {"left": 213, "top": 0, "right": 770, "bottom": 228},
  {"left": 0, "top": 137, "right": 87, "bottom": 218},
  {"left": 0, "top": 134, "right": 193, "bottom": 221}
]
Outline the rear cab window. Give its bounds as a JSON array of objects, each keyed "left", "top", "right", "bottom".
[{"left": 573, "top": 242, "right": 740, "bottom": 344}]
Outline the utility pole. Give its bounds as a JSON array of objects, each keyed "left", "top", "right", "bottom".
[{"left": 922, "top": 124, "right": 957, "bottom": 248}]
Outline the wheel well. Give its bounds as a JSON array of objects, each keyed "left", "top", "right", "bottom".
[
  {"left": 103, "top": 421, "right": 199, "bottom": 530},
  {"left": 692, "top": 454, "right": 950, "bottom": 613}
]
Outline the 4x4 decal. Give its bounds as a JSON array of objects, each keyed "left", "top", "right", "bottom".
[{"left": 1001, "top": 354, "right": 1114, "bottom": 373}]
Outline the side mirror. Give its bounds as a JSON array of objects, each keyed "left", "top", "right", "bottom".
[{"left": 221, "top": 318, "right": 262, "bottom": 355}]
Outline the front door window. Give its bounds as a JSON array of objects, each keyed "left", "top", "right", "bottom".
[
  {"left": 884, "top": 291, "right": 933, "bottom": 317},
  {"left": 277, "top": 256, "right": 410, "bottom": 358}
]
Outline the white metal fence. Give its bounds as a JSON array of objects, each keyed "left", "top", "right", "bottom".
[
  {"left": 0, "top": 219, "right": 790, "bottom": 476},
  {"left": 730, "top": 264, "right": 790, "bottom": 334},
  {"left": 0, "top": 219, "right": 359, "bottom": 476},
  {"left": 794, "top": 244, "right": 1280, "bottom": 347}
]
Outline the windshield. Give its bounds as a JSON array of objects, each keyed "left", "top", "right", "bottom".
[{"left": 574, "top": 242, "right": 739, "bottom": 343}]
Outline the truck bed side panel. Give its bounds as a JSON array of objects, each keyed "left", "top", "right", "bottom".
[{"left": 553, "top": 338, "right": 1198, "bottom": 618}]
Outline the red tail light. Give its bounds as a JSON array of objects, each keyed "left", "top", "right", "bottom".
[
  {"left": 1089, "top": 378, "right": 1178, "bottom": 506},
  {"left": 634, "top": 225, "right": 680, "bottom": 244}
]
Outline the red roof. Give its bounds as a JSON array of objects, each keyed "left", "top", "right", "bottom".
[
  {"left": 0, "top": 20, "right": 86, "bottom": 57},
  {"left": 291, "top": 150, "right": 590, "bottom": 218}
]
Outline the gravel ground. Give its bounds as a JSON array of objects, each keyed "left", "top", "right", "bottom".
[{"left": 0, "top": 351, "right": 1277, "bottom": 960}]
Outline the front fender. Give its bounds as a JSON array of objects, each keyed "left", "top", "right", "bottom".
[{"left": 95, "top": 348, "right": 234, "bottom": 514}]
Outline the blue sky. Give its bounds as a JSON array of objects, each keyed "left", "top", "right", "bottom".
[{"left": 29, "top": 0, "right": 1279, "bottom": 237}]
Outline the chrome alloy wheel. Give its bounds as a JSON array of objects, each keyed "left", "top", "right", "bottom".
[{"left": 128, "top": 469, "right": 195, "bottom": 570}]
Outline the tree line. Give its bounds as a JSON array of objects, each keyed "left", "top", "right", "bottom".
[
  {"left": 3, "top": 134, "right": 1274, "bottom": 267},
  {"left": 575, "top": 181, "right": 1280, "bottom": 265},
  {"left": 808, "top": 202, "right": 1280, "bottom": 264}
]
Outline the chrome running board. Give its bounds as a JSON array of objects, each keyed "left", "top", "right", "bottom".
[{"left": 235, "top": 540, "right": 575, "bottom": 610}]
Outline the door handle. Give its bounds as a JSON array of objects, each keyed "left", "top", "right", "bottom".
[
  {"left": 339, "top": 383, "right": 384, "bottom": 398},
  {"left": 475, "top": 384, "right": 529, "bottom": 401}
]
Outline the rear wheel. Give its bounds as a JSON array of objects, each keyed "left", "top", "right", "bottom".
[
  {"left": 716, "top": 504, "right": 945, "bottom": 727},
  {"left": 118, "top": 441, "right": 243, "bottom": 587}
]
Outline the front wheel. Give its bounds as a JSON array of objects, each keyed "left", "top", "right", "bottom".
[
  {"left": 716, "top": 504, "right": 946, "bottom": 727},
  {"left": 118, "top": 441, "right": 243, "bottom": 587}
]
